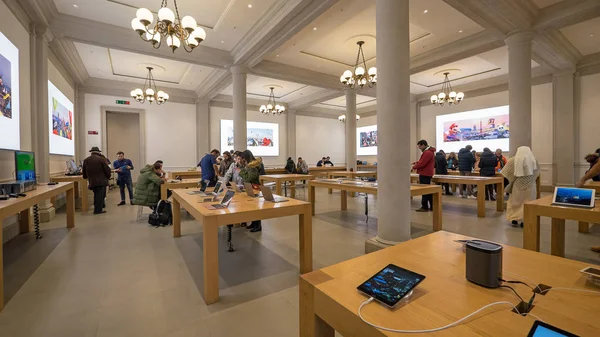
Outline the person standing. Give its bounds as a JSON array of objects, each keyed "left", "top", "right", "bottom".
[
  {"left": 218, "top": 151, "right": 233, "bottom": 177},
  {"left": 198, "top": 149, "right": 220, "bottom": 186},
  {"left": 83, "top": 146, "right": 111, "bottom": 214},
  {"left": 240, "top": 150, "right": 265, "bottom": 232},
  {"left": 502, "top": 146, "right": 539, "bottom": 227},
  {"left": 412, "top": 140, "right": 436, "bottom": 212},
  {"left": 458, "top": 145, "right": 476, "bottom": 199},
  {"left": 447, "top": 152, "right": 459, "bottom": 170},
  {"left": 435, "top": 150, "right": 452, "bottom": 195},
  {"left": 113, "top": 151, "right": 134, "bottom": 206},
  {"left": 478, "top": 148, "right": 499, "bottom": 201}
]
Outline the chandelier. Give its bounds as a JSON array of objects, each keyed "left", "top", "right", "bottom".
[
  {"left": 430, "top": 72, "right": 465, "bottom": 107},
  {"left": 259, "top": 87, "right": 286, "bottom": 115},
  {"left": 340, "top": 41, "right": 377, "bottom": 89},
  {"left": 131, "top": 0, "right": 206, "bottom": 53},
  {"left": 130, "top": 67, "right": 169, "bottom": 105},
  {"left": 338, "top": 114, "right": 361, "bottom": 122}
]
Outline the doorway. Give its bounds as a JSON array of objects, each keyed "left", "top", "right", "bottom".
[{"left": 106, "top": 111, "right": 142, "bottom": 182}]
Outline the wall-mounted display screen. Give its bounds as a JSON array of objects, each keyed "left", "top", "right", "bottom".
[
  {"left": 48, "top": 80, "right": 75, "bottom": 156},
  {"left": 0, "top": 32, "right": 20, "bottom": 150},
  {"left": 220, "top": 120, "right": 279, "bottom": 156},
  {"left": 15, "top": 151, "right": 36, "bottom": 181},
  {"left": 435, "top": 105, "right": 509, "bottom": 153},
  {"left": 357, "top": 125, "right": 377, "bottom": 156}
]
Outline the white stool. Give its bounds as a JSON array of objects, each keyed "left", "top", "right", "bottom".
[{"left": 136, "top": 205, "right": 151, "bottom": 221}]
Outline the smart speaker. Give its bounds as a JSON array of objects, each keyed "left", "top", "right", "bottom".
[{"left": 465, "top": 240, "right": 503, "bottom": 288}]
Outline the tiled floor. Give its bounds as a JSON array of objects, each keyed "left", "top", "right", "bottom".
[{"left": 1, "top": 187, "right": 598, "bottom": 337}]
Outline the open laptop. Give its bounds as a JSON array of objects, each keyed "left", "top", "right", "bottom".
[
  {"left": 187, "top": 180, "right": 209, "bottom": 195},
  {"left": 204, "top": 190, "right": 235, "bottom": 210},
  {"left": 552, "top": 187, "right": 595, "bottom": 208},
  {"left": 259, "top": 185, "right": 288, "bottom": 203},
  {"left": 229, "top": 183, "right": 245, "bottom": 192},
  {"left": 244, "top": 182, "right": 262, "bottom": 198},
  {"left": 199, "top": 181, "right": 223, "bottom": 197}
]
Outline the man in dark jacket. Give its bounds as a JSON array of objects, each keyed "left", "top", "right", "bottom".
[
  {"left": 412, "top": 140, "right": 436, "bottom": 212},
  {"left": 83, "top": 146, "right": 112, "bottom": 214},
  {"left": 478, "top": 147, "right": 498, "bottom": 201},
  {"left": 435, "top": 150, "right": 452, "bottom": 195},
  {"left": 457, "top": 145, "right": 475, "bottom": 199},
  {"left": 113, "top": 151, "right": 134, "bottom": 206}
]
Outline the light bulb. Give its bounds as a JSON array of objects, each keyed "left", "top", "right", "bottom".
[
  {"left": 275, "top": 104, "right": 281, "bottom": 110},
  {"left": 280, "top": 106, "right": 285, "bottom": 112},
  {"left": 260, "top": 105, "right": 266, "bottom": 112},
  {"left": 456, "top": 92, "right": 465, "bottom": 101},
  {"left": 438, "top": 92, "right": 446, "bottom": 100},
  {"left": 356, "top": 115, "right": 360, "bottom": 120},
  {"left": 187, "top": 36, "right": 199, "bottom": 47},
  {"left": 267, "top": 104, "right": 273, "bottom": 110},
  {"left": 167, "top": 35, "right": 181, "bottom": 50},
  {"left": 181, "top": 16, "right": 197, "bottom": 32},
  {"left": 340, "top": 75, "right": 347, "bottom": 84},
  {"left": 191, "top": 27, "right": 206, "bottom": 42},
  {"left": 136, "top": 8, "right": 153, "bottom": 26},
  {"left": 355, "top": 67, "right": 365, "bottom": 76},
  {"left": 342, "top": 70, "right": 352, "bottom": 79},
  {"left": 157, "top": 90, "right": 165, "bottom": 98},
  {"left": 164, "top": 93, "right": 169, "bottom": 100},
  {"left": 146, "top": 88, "right": 155, "bottom": 96},
  {"left": 135, "top": 88, "right": 143, "bottom": 96},
  {"left": 130, "top": 90, "right": 137, "bottom": 97},
  {"left": 131, "top": 18, "right": 145, "bottom": 33},
  {"left": 368, "top": 67, "right": 377, "bottom": 76},
  {"left": 430, "top": 95, "right": 438, "bottom": 104},
  {"left": 146, "top": 30, "right": 160, "bottom": 44},
  {"left": 158, "top": 7, "right": 175, "bottom": 23},
  {"left": 449, "top": 91, "right": 457, "bottom": 98}
]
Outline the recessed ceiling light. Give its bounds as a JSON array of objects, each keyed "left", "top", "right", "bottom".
[
  {"left": 221, "top": 40, "right": 225, "bottom": 43},
  {"left": 73, "top": 4, "right": 78, "bottom": 7},
  {"left": 248, "top": 4, "right": 252, "bottom": 8},
  {"left": 458, "top": 30, "right": 463, "bottom": 33},
  {"left": 423, "top": 9, "right": 428, "bottom": 14},
  {"left": 276, "top": 54, "right": 280, "bottom": 57},
  {"left": 313, "top": 27, "right": 317, "bottom": 31},
  {"left": 591, "top": 33, "right": 595, "bottom": 37}
]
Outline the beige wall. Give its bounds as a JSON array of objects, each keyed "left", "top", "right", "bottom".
[{"left": 106, "top": 112, "right": 141, "bottom": 182}]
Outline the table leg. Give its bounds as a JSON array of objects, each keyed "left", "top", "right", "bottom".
[
  {"left": 309, "top": 184, "right": 316, "bottom": 216},
  {"left": 66, "top": 187, "right": 75, "bottom": 228},
  {"left": 341, "top": 190, "right": 347, "bottom": 211},
  {"left": 477, "top": 183, "right": 485, "bottom": 217},
  {"left": 433, "top": 191, "right": 442, "bottom": 231},
  {"left": 19, "top": 208, "right": 31, "bottom": 233},
  {"left": 276, "top": 181, "right": 282, "bottom": 196},
  {"left": 300, "top": 277, "right": 334, "bottom": 337},
  {"left": 578, "top": 222, "right": 590, "bottom": 233},
  {"left": 291, "top": 180, "right": 296, "bottom": 199},
  {"left": 161, "top": 184, "right": 167, "bottom": 201},
  {"left": 299, "top": 207, "right": 313, "bottom": 274},
  {"left": 496, "top": 182, "right": 504, "bottom": 212},
  {"left": 551, "top": 218, "right": 566, "bottom": 257},
  {"left": 203, "top": 218, "right": 219, "bottom": 304},
  {"left": 172, "top": 198, "right": 181, "bottom": 237},
  {"left": 80, "top": 181, "right": 89, "bottom": 212},
  {"left": 523, "top": 204, "right": 540, "bottom": 252}
]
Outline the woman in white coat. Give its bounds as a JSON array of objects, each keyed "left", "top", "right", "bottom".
[{"left": 502, "top": 146, "right": 539, "bottom": 227}]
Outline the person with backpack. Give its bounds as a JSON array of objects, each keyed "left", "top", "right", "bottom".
[{"left": 478, "top": 148, "right": 499, "bottom": 201}]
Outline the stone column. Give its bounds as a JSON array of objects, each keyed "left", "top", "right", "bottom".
[
  {"left": 287, "top": 109, "right": 297, "bottom": 160},
  {"left": 345, "top": 89, "right": 357, "bottom": 171},
  {"left": 505, "top": 31, "right": 534, "bottom": 154},
  {"left": 75, "top": 86, "right": 87, "bottom": 163},
  {"left": 366, "top": 0, "right": 411, "bottom": 252},
  {"left": 196, "top": 99, "right": 210, "bottom": 160},
  {"left": 231, "top": 65, "right": 247, "bottom": 151},
  {"left": 553, "top": 71, "right": 575, "bottom": 186},
  {"left": 31, "top": 25, "right": 55, "bottom": 221}
]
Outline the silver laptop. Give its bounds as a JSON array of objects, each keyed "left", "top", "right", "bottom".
[
  {"left": 206, "top": 190, "right": 235, "bottom": 210},
  {"left": 244, "top": 182, "right": 262, "bottom": 197},
  {"left": 259, "top": 185, "right": 288, "bottom": 203},
  {"left": 199, "top": 181, "right": 223, "bottom": 197},
  {"left": 552, "top": 187, "right": 595, "bottom": 208}
]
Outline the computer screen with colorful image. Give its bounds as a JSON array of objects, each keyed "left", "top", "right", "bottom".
[{"left": 15, "top": 151, "right": 36, "bottom": 181}]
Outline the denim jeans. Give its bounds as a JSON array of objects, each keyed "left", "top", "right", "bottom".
[{"left": 119, "top": 178, "right": 133, "bottom": 202}]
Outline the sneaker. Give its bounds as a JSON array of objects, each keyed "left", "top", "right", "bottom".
[
  {"left": 468, "top": 195, "right": 477, "bottom": 199},
  {"left": 445, "top": 192, "right": 454, "bottom": 196},
  {"left": 415, "top": 208, "right": 429, "bottom": 212},
  {"left": 118, "top": 201, "right": 126, "bottom": 206}
]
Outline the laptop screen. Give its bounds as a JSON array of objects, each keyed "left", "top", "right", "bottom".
[
  {"left": 552, "top": 187, "right": 595, "bottom": 207},
  {"left": 221, "top": 190, "right": 234, "bottom": 205},
  {"left": 527, "top": 321, "right": 577, "bottom": 337},
  {"left": 213, "top": 181, "right": 222, "bottom": 193}
]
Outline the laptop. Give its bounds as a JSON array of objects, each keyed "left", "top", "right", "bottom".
[
  {"left": 552, "top": 187, "right": 595, "bottom": 208},
  {"left": 259, "top": 185, "right": 288, "bottom": 203},
  {"left": 187, "top": 180, "right": 209, "bottom": 195},
  {"left": 199, "top": 181, "right": 223, "bottom": 197},
  {"left": 205, "top": 190, "right": 235, "bottom": 210},
  {"left": 229, "top": 183, "right": 244, "bottom": 192},
  {"left": 244, "top": 182, "right": 262, "bottom": 198}
]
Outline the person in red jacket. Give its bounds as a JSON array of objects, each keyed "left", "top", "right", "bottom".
[{"left": 412, "top": 139, "right": 436, "bottom": 212}]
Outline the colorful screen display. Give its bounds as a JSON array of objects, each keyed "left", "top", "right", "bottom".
[
  {"left": 356, "top": 125, "right": 377, "bottom": 156},
  {"left": 48, "top": 80, "right": 75, "bottom": 156},
  {"left": 220, "top": 120, "right": 279, "bottom": 156},
  {"left": 15, "top": 151, "right": 36, "bottom": 181},
  {"left": 357, "top": 264, "right": 425, "bottom": 307},
  {"left": 0, "top": 32, "right": 20, "bottom": 150}
]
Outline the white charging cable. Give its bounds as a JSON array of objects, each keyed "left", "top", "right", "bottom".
[{"left": 358, "top": 299, "right": 542, "bottom": 333}]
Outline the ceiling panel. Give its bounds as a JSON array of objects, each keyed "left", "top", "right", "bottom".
[
  {"left": 56, "top": 0, "right": 277, "bottom": 51},
  {"left": 314, "top": 94, "right": 376, "bottom": 110},
  {"left": 560, "top": 17, "right": 600, "bottom": 56},
  {"left": 531, "top": 0, "right": 563, "bottom": 8},
  {"left": 74, "top": 42, "right": 212, "bottom": 90},
  {"left": 220, "top": 74, "right": 325, "bottom": 103}
]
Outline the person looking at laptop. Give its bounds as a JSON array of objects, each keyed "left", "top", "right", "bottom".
[
  {"left": 240, "top": 150, "right": 265, "bottom": 232},
  {"left": 218, "top": 151, "right": 233, "bottom": 178},
  {"left": 323, "top": 156, "right": 334, "bottom": 166},
  {"left": 113, "top": 151, "right": 134, "bottom": 206},
  {"left": 198, "top": 149, "right": 220, "bottom": 186},
  {"left": 502, "top": 146, "right": 539, "bottom": 227},
  {"left": 222, "top": 151, "right": 245, "bottom": 186},
  {"left": 316, "top": 157, "right": 326, "bottom": 167},
  {"left": 412, "top": 140, "right": 436, "bottom": 212},
  {"left": 133, "top": 162, "right": 167, "bottom": 208}
]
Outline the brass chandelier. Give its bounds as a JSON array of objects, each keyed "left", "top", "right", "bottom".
[
  {"left": 340, "top": 41, "right": 377, "bottom": 89},
  {"left": 430, "top": 72, "right": 465, "bottom": 107},
  {"left": 131, "top": 0, "right": 206, "bottom": 53},
  {"left": 260, "top": 87, "right": 286, "bottom": 116},
  {"left": 130, "top": 67, "right": 169, "bottom": 105}
]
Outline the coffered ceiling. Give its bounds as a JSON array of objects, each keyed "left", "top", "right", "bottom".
[
  {"left": 54, "top": 0, "right": 276, "bottom": 51},
  {"left": 314, "top": 94, "right": 377, "bottom": 111},
  {"left": 219, "top": 74, "right": 326, "bottom": 103},
  {"left": 531, "top": 0, "right": 564, "bottom": 8},
  {"left": 560, "top": 17, "right": 600, "bottom": 56}
]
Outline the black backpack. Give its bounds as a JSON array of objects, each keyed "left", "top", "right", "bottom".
[{"left": 148, "top": 200, "right": 172, "bottom": 227}]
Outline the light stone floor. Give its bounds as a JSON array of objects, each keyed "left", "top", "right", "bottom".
[{"left": 0, "top": 187, "right": 598, "bottom": 337}]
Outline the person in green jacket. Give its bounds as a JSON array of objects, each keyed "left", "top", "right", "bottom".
[
  {"left": 133, "top": 162, "right": 166, "bottom": 207},
  {"left": 240, "top": 150, "right": 265, "bottom": 232}
]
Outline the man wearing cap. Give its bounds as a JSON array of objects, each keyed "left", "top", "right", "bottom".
[{"left": 83, "top": 146, "right": 112, "bottom": 214}]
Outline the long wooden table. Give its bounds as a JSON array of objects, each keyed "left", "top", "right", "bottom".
[
  {"left": 160, "top": 179, "right": 199, "bottom": 200},
  {"left": 523, "top": 195, "right": 600, "bottom": 257},
  {"left": 411, "top": 174, "right": 504, "bottom": 217},
  {"left": 300, "top": 230, "right": 600, "bottom": 337},
  {"left": 259, "top": 174, "right": 315, "bottom": 198},
  {"left": 327, "top": 171, "right": 378, "bottom": 196},
  {"left": 264, "top": 166, "right": 346, "bottom": 177},
  {"left": 0, "top": 182, "right": 75, "bottom": 312},
  {"left": 168, "top": 170, "right": 202, "bottom": 179},
  {"left": 308, "top": 180, "right": 442, "bottom": 231},
  {"left": 170, "top": 188, "right": 313, "bottom": 304},
  {"left": 50, "top": 175, "right": 89, "bottom": 212}
]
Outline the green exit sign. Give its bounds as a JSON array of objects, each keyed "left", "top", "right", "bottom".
[{"left": 116, "top": 100, "right": 130, "bottom": 105}]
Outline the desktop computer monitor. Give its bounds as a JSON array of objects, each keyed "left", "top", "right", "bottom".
[{"left": 15, "top": 151, "right": 36, "bottom": 181}]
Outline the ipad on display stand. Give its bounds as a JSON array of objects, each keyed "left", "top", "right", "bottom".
[
  {"left": 526, "top": 321, "right": 578, "bottom": 337},
  {"left": 357, "top": 264, "right": 426, "bottom": 309},
  {"left": 551, "top": 187, "right": 595, "bottom": 208}
]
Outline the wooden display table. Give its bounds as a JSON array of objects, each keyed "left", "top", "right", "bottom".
[
  {"left": 168, "top": 170, "right": 201, "bottom": 179},
  {"left": 584, "top": 181, "right": 600, "bottom": 193},
  {"left": 300, "top": 231, "right": 600, "bottom": 337},
  {"left": 264, "top": 167, "right": 287, "bottom": 175},
  {"left": 259, "top": 174, "right": 315, "bottom": 198},
  {"left": 309, "top": 166, "right": 347, "bottom": 177},
  {"left": 411, "top": 174, "right": 504, "bottom": 217},
  {"left": 160, "top": 179, "right": 200, "bottom": 200},
  {"left": 308, "top": 180, "right": 442, "bottom": 231},
  {"left": 327, "top": 171, "right": 378, "bottom": 196},
  {"left": 523, "top": 195, "right": 600, "bottom": 257},
  {"left": 0, "top": 182, "right": 75, "bottom": 312},
  {"left": 357, "top": 164, "right": 377, "bottom": 171},
  {"left": 50, "top": 175, "right": 89, "bottom": 212},
  {"left": 170, "top": 189, "right": 313, "bottom": 304}
]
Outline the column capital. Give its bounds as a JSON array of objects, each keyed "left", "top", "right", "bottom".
[
  {"left": 195, "top": 98, "right": 210, "bottom": 105},
  {"left": 230, "top": 65, "right": 248, "bottom": 75},
  {"left": 504, "top": 30, "right": 535, "bottom": 47}
]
